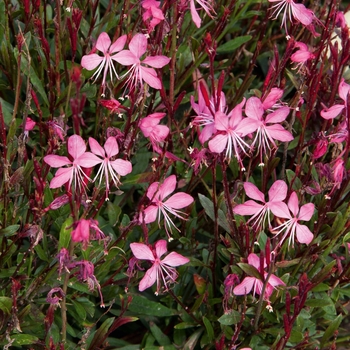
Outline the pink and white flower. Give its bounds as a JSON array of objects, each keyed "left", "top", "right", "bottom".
[
  {"left": 130, "top": 240, "right": 189, "bottom": 294},
  {"left": 142, "top": 175, "right": 194, "bottom": 239}
]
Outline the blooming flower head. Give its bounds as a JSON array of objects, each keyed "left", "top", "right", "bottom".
[
  {"left": 88, "top": 136, "right": 132, "bottom": 197},
  {"left": 272, "top": 192, "right": 315, "bottom": 247},
  {"left": 71, "top": 218, "right": 106, "bottom": 250},
  {"left": 142, "top": 0, "right": 165, "bottom": 32},
  {"left": 233, "top": 180, "right": 289, "bottom": 231},
  {"left": 208, "top": 98, "right": 251, "bottom": 168},
  {"left": 139, "top": 113, "right": 170, "bottom": 153},
  {"left": 233, "top": 253, "right": 285, "bottom": 300},
  {"left": 81, "top": 32, "right": 127, "bottom": 95},
  {"left": 268, "top": 0, "right": 315, "bottom": 37},
  {"left": 114, "top": 33, "right": 170, "bottom": 91},
  {"left": 24, "top": 117, "right": 36, "bottom": 139},
  {"left": 44, "top": 134, "right": 100, "bottom": 190},
  {"left": 238, "top": 96, "right": 293, "bottom": 164},
  {"left": 130, "top": 240, "right": 189, "bottom": 294},
  {"left": 291, "top": 41, "right": 315, "bottom": 72},
  {"left": 142, "top": 175, "right": 194, "bottom": 240}
]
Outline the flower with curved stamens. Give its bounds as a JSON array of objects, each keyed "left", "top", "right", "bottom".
[
  {"left": 272, "top": 192, "right": 315, "bottom": 247},
  {"left": 142, "top": 175, "right": 194, "bottom": 240},
  {"left": 44, "top": 135, "right": 100, "bottom": 190},
  {"left": 88, "top": 136, "right": 132, "bottom": 197},
  {"left": 233, "top": 180, "right": 289, "bottom": 231},
  {"left": 114, "top": 33, "right": 170, "bottom": 91},
  {"left": 81, "top": 32, "right": 127, "bottom": 95},
  {"left": 130, "top": 240, "right": 189, "bottom": 294}
]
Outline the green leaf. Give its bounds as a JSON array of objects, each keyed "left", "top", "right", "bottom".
[
  {"left": 183, "top": 328, "right": 203, "bottom": 350},
  {"left": 218, "top": 310, "right": 241, "bottom": 325},
  {"left": 88, "top": 317, "right": 115, "bottom": 350},
  {"left": 0, "top": 98, "right": 13, "bottom": 125},
  {"left": 198, "top": 194, "right": 230, "bottom": 233},
  {"left": 106, "top": 201, "right": 121, "bottom": 226},
  {"left": 203, "top": 317, "right": 214, "bottom": 342},
  {"left": 0, "top": 296, "right": 12, "bottom": 314},
  {"left": 174, "top": 322, "right": 197, "bottom": 329},
  {"left": 11, "top": 334, "right": 39, "bottom": 346},
  {"left": 150, "top": 321, "right": 172, "bottom": 346},
  {"left": 126, "top": 295, "right": 177, "bottom": 317},
  {"left": 237, "top": 262, "right": 262, "bottom": 280},
  {"left": 285, "top": 169, "right": 302, "bottom": 190},
  {"left": 71, "top": 300, "right": 87, "bottom": 320},
  {"left": 305, "top": 298, "right": 333, "bottom": 307},
  {"left": 320, "top": 314, "right": 343, "bottom": 348},
  {"left": 217, "top": 35, "right": 252, "bottom": 53},
  {"left": 0, "top": 224, "right": 20, "bottom": 237},
  {"left": 34, "top": 244, "right": 49, "bottom": 262},
  {"left": 58, "top": 216, "right": 73, "bottom": 250},
  {"left": 311, "top": 260, "right": 336, "bottom": 284}
]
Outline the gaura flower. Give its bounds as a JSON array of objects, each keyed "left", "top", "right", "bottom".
[
  {"left": 142, "top": 0, "right": 165, "bottom": 32},
  {"left": 44, "top": 135, "right": 100, "bottom": 190},
  {"left": 233, "top": 180, "right": 289, "bottom": 231},
  {"left": 291, "top": 41, "right": 315, "bottom": 72},
  {"left": 130, "top": 240, "right": 189, "bottom": 294},
  {"left": 142, "top": 175, "right": 194, "bottom": 240},
  {"left": 272, "top": 192, "right": 315, "bottom": 246},
  {"left": 233, "top": 253, "right": 285, "bottom": 300},
  {"left": 113, "top": 33, "right": 170, "bottom": 90},
  {"left": 81, "top": 32, "right": 127, "bottom": 94}
]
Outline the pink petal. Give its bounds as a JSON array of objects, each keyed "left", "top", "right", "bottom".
[
  {"left": 139, "top": 263, "right": 158, "bottom": 291},
  {"left": 190, "top": 0, "right": 201, "bottom": 28},
  {"left": 96, "top": 32, "right": 111, "bottom": 53},
  {"left": 244, "top": 182, "right": 265, "bottom": 202},
  {"left": 233, "top": 201, "right": 264, "bottom": 216},
  {"left": 296, "top": 224, "right": 313, "bottom": 244},
  {"left": 162, "top": 251, "right": 190, "bottom": 266},
  {"left": 113, "top": 50, "right": 139, "bottom": 65},
  {"left": 235, "top": 118, "right": 260, "bottom": 136},
  {"left": 110, "top": 159, "right": 132, "bottom": 176},
  {"left": 265, "top": 124, "right": 294, "bottom": 142},
  {"left": 339, "top": 79, "right": 350, "bottom": 102},
  {"left": 109, "top": 34, "right": 127, "bottom": 53},
  {"left": 298, "top": 203, "right": 314, "bottom": 221},
  {"left": 68, "top": 135, "right": 86, "bottom": 159},
  {"left": 320, "top": 104, "right": 344, "bottom": 119},
  {"left": 89, "top": 137, "right": 105, "bottom": 158},
  {"left": 245, "top": 97, "right": 264, "bottom": 121},
  {"left": 77, "top": 152, "right": 102, "bottom": 167},
  {"left": 104, "top": 137, "right": 119, "bottom": 158},
  {"left": 143, "top": 205, "right": 159, "bottom": 224},
  {"left": 146, "top": 182, "right": 160, "bottom": 201},
  {"left": 130, "top": 242, "right": 155, "bottom": 261},
  {"left": 268, "top": 180, "right": 287, "bottom": 202},
  {"left": 262, "top": 88, "right": 283, "bottom": 110},
  {"left": 265, "top": 107, "right": 290, "bottom": 123},
  {"left": 81, "top": 54, "right": 103, "bottom": 70},
  {"left": 159, "top": 175, "right": 177, "bottom": 200},
  {"left": 268, "top": 202, "right": 291, "bottom": 219},
  {"left": 44, "top": 155, "right": 71, "bottom": 167},
  {"left": 292, "top": 3, "right": 313, "bottom": 26},
  {"left": 49, "top": 167, "right": 72, "bottom": 188},
  {"left": 129, "top": 33, "right": 148, "bottom": 58},
  {"left": 233, "top": 277, "right": 255, "bottom": 295},
  {"left": 153, "top": 125, "right": 170, "bottom": 141},
  {"left": 164, "top": 192, "right": 194, "bottom": 209},
  {"left": 228, "top": 98, "right": 246, "bottom": 128},
  {"left": 247, "top": 253, "right": 262, "bottom": 270},
  {"left": 155, "top": 240, "right": 168, "bottom": 258},
  {"left": 143, "top": 55, "right": 170, "bottom": 68},
  {"left": 288, "top": 192, "right": 299, "bottom": 217},
  {"left": 214, "top": 111, "right": 229, "bottom": 131},
  {"left": 268, "top": 273, "right": 285, "bottom": 288},
  {"left": 140, "top": 66, "right": 161, "bottom": 89},
  {"left": 199, "top": 124, "right": 216, "bottom": 144},
  {"left": 209, "top": 134, "right": 228, "bottom": 154}
]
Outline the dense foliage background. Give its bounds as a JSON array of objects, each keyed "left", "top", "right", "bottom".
[{"left": 0, "top": 0, "right": 350, "bottom": 349}]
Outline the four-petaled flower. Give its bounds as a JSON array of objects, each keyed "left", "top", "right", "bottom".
[
  {"left": 114, "top": 33, "right": 170, "bottom": 90},
  {"left": 142, "top": 175, "right": 194, "bottom": 240},
  {"left": 233, "top": 180, "right": 289, "bottom": 231},
  {"left": 88, "top": 136, "right": 132, "bottom": 197},
  {"left": 272, "top": 192, "right": 315, "bottom": 246},
  {"left": 44, "top": 135, "right": 100, "bottom": 190},
  {"left": 81, "top": 32, "right": 127, "bottom": 95},
  {"left": 130, "top": 240, "right": 189, "bottom": 294},
  {"left": 233, "top": 253, "right": 285, "bottom": 300}
]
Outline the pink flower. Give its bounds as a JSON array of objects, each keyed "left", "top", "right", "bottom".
[
  {"left": 208, "top": 98, "right": 251, "bottom": 168},
  {"left": 44, "top": 135, "right": 100, "bottom": 190},
  {"left": 189, "top": 0, "right": 216, "bottom": 28},
  {"left": 233, "top": 253, "right": 285, "bottom": 300},
  {"left": 268, "top": 0, "right": 314, "bottom": 35},
  {"left": 71, "top": 218, "right": 106, "bottom": 250},
  {"left": 81, "top": 32, "right": 127, "bottom": 94},
  {"left": 142, "top": 0, "right": 165, "bottom": 32},
  {"left": 233, "top": 180, "right": 289, "bottom": 230},
  {"left": 142, "top": 175, "right": 194, "bottom": 239},
  {"left": 291, "top": 41, "right": 314, "bottom": 72},
  {"left": 24, "top": 117, "right": 36, "bottom": 135},
  {"left": 99, "top": 98, "right": 124, "bottom": 115},
  {"left": 130, "top": 240, "right": 189, "bottom": 294},
  {"left": 272, "top": 192, "right": 315, "bottom": 246},
  {"left": 238, "top": 96, "right": 293, "bottom": 163},
  {"left": 139, "top": 113, "right": 170, "bottom": 153},
  {"left": 88, "top": 136, "right": 132, "bottom": 196},
  {"left": 114, "top": 33, "right": 170, "bottom": 90},
  {"left": 321, "top": 78, "right": 350, "bottom": 119}
]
